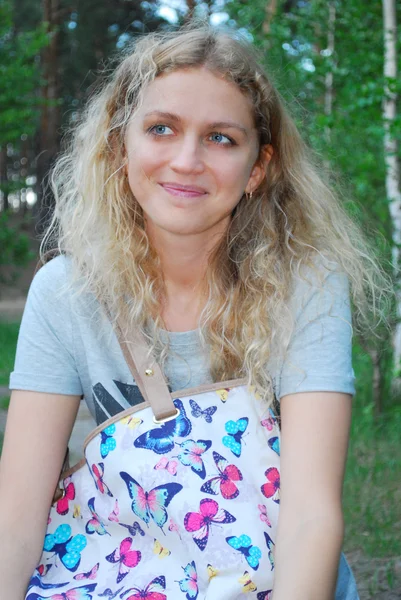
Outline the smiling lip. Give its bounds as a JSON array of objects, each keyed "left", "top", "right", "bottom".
[{"left": 159, "top": 182, "right": 208, "bottom": 198}]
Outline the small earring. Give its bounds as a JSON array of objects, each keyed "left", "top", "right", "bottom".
[{"left": 246, "top": 190, "right": 253, "bottom": 201}]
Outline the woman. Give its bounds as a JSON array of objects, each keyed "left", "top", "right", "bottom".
[{"left": 0, "top": 24, "right": 387, "bottom": 599}]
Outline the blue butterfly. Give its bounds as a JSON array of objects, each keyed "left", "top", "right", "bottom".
[
  {"left": 43, "top": 524, "right": 87, "bottom": 572},
  {"left": 120, "top": 471, "right": 183, "bottom": 531},
  {"left": 178, "top": 561, "right": 198, "bottom": 600},
  {"left": 222, "top": 417, "right": 249, "bottom": 457},
  {"left": 268, "top": 436, "right": 280, "bottom": 456},
  {"left": 100, "top": 424, "right": 116, "bottom": 459},
  {"left": 26, "top": 576, "right": 68, "bottom": 592},
  {"left": 134, "top": 399, "right": 191, "bottom": 454},
  {"left": 189, "top": 399, "right": 217, "bottom": 424},
  {"left": 26, "top": 584, "right": 97, "bottom": 600},
  {"left": 264, "top": 531, "right": 275, "bottom": 570},
  {"left": 226, "top": 534, "right": 262, "bottom": 570}
]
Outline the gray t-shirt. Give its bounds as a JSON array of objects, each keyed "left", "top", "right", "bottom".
[
  {"left": 9, "top": 255, "right": 358, "bottom": 599},
  {"left": 10, "top": 255, "right": 355, "bottom": 423}
]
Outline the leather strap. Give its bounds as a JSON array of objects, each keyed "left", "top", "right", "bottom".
[{"left": 112, "top": 314, "right": 177, "bottom": 422}]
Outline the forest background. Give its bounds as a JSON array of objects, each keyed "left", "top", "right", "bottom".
[{"left": 0, "top": 1, "right": 400, "bottom": 598}]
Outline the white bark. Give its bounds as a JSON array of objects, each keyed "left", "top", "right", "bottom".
[
  {"left": 324, "top": 2, "right": 336, "bottom": 146},
  {"left": 383, "top": 0, "right": 401, "bottom": 374}
]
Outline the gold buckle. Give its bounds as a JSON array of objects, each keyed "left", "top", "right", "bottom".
[{"left": 152, "top": 407, "right": 180, "bottom": 424}]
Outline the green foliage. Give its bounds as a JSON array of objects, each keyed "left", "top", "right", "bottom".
[
  {"left": 0, "top": 213, "right": 33, "bottom": 287},
  {"left": 0, "top": 1, "right": 48, "bottom": 144},
  {"left": 227, "top": 0, "right": 399, "bottom": 242},
  {"left": 0, "top": 319, "right": 19, "bottom": 386},
  {"left": 222, "top": 0, "right": 401, "bottom": 556}
]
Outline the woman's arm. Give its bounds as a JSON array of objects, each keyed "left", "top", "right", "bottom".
[
  {"left": 0, "top": 390, "right": 80, "bottom": 599},
  {"left": 272, "top": 391, "right": 352, "bottom": 600}
]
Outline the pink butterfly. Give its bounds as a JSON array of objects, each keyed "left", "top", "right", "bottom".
[
  {"left": 261, "top": 467, "right": 280, "bottom": 504},
  {"left": 122, "top": 575, "right": 166, "bottom": 600},
  {"left": 108, "top": 500, "right": 119, "bottom": 522},
  {"left": 200, "top": 451, "right": 243, "bottom": 499},
  {"left": 90, "top": 462, "right": 113, "bottom": 496},
  {"left": 73, "top": 563, "right": 99, "bottom": 581},
  {"left": 31, "top": 583, "right": 97, "bottom": 599},
  {"left": 56, "top": 478, "right": 75, "bottom": 516},
  {"left": 258, "top": 504, "right": 272, "bottom": 527},
  {"left": 105, "top": 537, "right": 141, "bottom": 584},
  {"left": 168, "top": 518, "right": 182, "bottom": 539},
  {"left": 261, "top": 409, "right": 278, "bottom": 432},
  {"left": 184, "top": 498, "right": 236, "bottom": 551},
  {"left": 154, "top": 456, "right": 178, "bottom": 476},
  {"left": 260, "top": 418, "right": 274, "bottom": 431}
]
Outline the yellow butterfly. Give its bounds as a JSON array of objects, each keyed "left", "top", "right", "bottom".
[
  {"left": 73, "top": 504, "right": 81, "bottom": 519},
  {"left": 238, "top": 571, "right": 257, "bottom": 593},
  {"left": 120, "top": 415, "right": 143, "bottom": 429},
  {"left": 216, "top": 389, "right": 229, "bottom": 402},
  {"left": 207, "top": 564, "right": 218, "bottom": 581},
  {"left": 248, "top": 385, "right": 262, "bottom": 401},
  {"left": 153, "top": 539, "right": 171, "bottom": 558}
]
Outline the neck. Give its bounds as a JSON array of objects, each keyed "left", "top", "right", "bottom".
[{"left": 146, "top": 223, "right": 226, "bottom": 291}]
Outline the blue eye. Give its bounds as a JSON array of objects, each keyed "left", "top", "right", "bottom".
[
  {"left": 210, "top": 132, "right": 234, "bottom": 146},
  {"left": 149, "top": 124, "right": 173, "bottom": 136}
]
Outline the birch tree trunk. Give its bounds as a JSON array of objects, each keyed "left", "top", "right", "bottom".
[
  {"left": 35, "top": 0, "right": 61, "bottom": 232},
  {"left": 324, "top": 1, "right": 335, "bottom": 146},
  {"left": 263, "top": 0, "right": 278, "bottom": 35},
  {"left": 382, "top": 0, "right": 401, "bottom": 378}
]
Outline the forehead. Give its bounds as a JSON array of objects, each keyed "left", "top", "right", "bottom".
[{"left": 134, "top": 67, "right": 256, "bottom": 130}]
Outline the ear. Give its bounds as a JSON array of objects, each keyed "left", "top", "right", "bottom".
[{"left": 245, "top": 144, "right": 273, "bottom": 194}]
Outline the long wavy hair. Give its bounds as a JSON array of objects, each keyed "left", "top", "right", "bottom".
[{"left": 42, "top": 24, "right": 390, "bottom": 404}]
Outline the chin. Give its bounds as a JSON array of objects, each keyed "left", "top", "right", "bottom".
[{"left": 160, "top": 221, "right": 211, "bottom": 236}]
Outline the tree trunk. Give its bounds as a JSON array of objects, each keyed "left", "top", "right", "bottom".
[
  {"left": 368, "top": 349, "right": 383, "bottom": 415},
  {"left": 382, "top": 0, "right": 401, "bottom": 380},
  {"left": 35, "top": 0, "right": 61, "bottom": 233},
  {"left": 0, "top": 147, "right": 9, "bottom": 212},
  {"left": 263, "top": 0, "right": 278, "bottom": 35},
  {"left": 185, "top": 0, "right": 196, "bottom": 23},
  {"left": 324, "top": 1, "right": 336, "bottom": 146}
]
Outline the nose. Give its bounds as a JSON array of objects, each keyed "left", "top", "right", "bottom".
[{"left": 169, "top": 134, "right": 205, "bottom": 175}]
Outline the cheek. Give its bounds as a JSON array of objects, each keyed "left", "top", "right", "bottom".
[
  {"left": 126, "top": 134, "right": 167, "bottom": 177},
  {"left": 214, "top": 154, "right": 254, "bottom": 191}
]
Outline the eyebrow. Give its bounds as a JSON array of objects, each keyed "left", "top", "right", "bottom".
[{"left": 143, "top": 110, "right": 249, "bottom": 138}]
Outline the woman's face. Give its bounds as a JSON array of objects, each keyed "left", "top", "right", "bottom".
[{"left": 125, "top": 67, "right": 271, "bottom": 239}]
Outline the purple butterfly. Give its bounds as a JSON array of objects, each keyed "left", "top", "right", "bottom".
[
  {"left": 118, "top": 521, "right": 145, "bottom": 537},
  {"left": 189, "top": 399, "right": 217, "bottom": 424}
]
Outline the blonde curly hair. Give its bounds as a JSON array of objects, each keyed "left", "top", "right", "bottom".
[{"left": 42, "top": 24, "right": 390, "bottom": 404}]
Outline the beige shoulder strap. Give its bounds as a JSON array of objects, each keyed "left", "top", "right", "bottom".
[{"left": 113, "top": 317, "right": 178, "bottom": 423}]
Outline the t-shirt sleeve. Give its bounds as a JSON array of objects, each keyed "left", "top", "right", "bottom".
[
  {"left": 9, "top": 256, "right": 83, "bottom": 395},
  {"left": 276, "top": 264, "right": 356, "bottom": 399}
]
